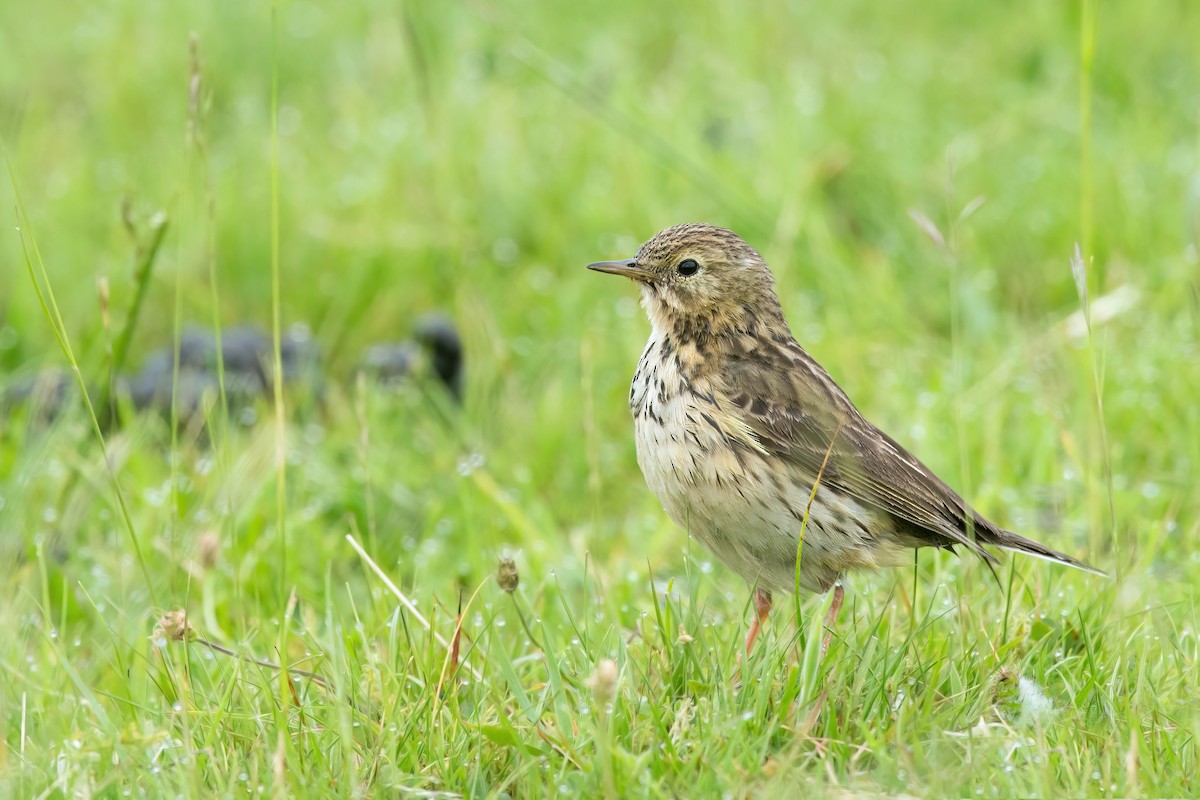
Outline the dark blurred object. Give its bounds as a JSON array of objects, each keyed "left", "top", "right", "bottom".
[
  {"left": 3, "top": 313, "right": 463, "bottom": 425},
  {"left": 359, "top": 342, "right": 419, "bottom": 387},
  {"left": 414, "top": 313, "right": 464, "bottom": 401},
  {"left": 1, "top": 369, "right": 79, "bottom": 423},
  {"left": 358, "top": 313, "right": 464, "bottom": 401},
  {"left": 123, "top": 324, "right": 321, "bottom": 419}
]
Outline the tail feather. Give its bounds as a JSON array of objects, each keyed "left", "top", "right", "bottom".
[{"left": 988, "top": 528, "right": 1107, "bottom": 577}]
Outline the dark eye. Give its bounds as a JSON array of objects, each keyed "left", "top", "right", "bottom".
[{"left": 677, "top": 258, "right": 700, "bottom": 276}]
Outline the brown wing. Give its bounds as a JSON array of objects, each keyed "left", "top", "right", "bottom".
[{"left": 720, "top": 339, "right": 999, "bottom": 565}]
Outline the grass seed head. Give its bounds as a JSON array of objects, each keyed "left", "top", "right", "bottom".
[
  {"left": 585, "top": 658, "right": 618, "bottom": 706},
  {"left": 496, "top": 555, "right": 519, "bottom": 593},
  {"left": 152, "top": 610, "right": 196, "bottom": 642}
]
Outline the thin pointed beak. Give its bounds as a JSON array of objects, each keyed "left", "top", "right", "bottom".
[{"left": 587, "top": 259, "right": 653, "bottom": 282}]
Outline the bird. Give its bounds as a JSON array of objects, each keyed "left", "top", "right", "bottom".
[{"left": 588, "top": 223, "right": 1102, "bottom": 654}]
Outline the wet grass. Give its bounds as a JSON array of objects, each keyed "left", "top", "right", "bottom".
[{"left": 1, "top": 0, "right": 1198, "bottom": 796}]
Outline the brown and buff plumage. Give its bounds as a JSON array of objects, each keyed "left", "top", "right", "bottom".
[{"left": 589, "top": 223, "right": 1102, "bottom": 653}]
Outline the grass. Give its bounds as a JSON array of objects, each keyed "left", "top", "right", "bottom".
[{"left": 1, "top": 0, "right": 1198, "bottom": 796}]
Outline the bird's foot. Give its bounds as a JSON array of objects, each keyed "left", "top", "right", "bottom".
[
  {"left": 744, "top": 587, "right": 773, "bottom": 655},
  {"left": 819, "top": 582, "right": 844, "bottom": 656}
]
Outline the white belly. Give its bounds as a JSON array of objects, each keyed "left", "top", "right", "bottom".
[{"left": 629, "top": 333, "right": 904, "bottom": 593}]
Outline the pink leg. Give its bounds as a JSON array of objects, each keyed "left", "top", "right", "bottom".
[
  {"left": 745, "top": 587, "right": 773, "bottom": 655},
  {"left": 820, "top": 582, "right": 844, "bottom": 656}
]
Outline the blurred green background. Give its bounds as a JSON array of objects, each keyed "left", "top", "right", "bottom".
[{"left": 1, "top": 0, "right": 1198, "bottom": 796}]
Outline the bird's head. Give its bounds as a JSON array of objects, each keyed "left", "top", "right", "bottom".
[{"left": 588, "top": 224, "right": 782, "bottom": 339}]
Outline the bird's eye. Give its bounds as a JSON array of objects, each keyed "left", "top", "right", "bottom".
[{"left": 677, "top": 258, "right": 700, "bottom": 276}]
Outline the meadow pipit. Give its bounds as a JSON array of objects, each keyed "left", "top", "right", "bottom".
[{"left": 589, "top": 224, "right": 1102, "bottom": 653}]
